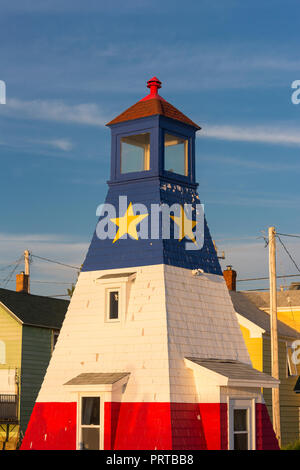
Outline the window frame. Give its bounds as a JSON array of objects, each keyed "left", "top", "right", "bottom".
[
  {"left": 97, "top": 272, "right": 136, "bottom": 325},
  {"left": 77, "top": 392, "right": 104, "bottom": 450},
  {"left": 164, "top": 132, "right": 189, "bottom": 177},
  {"left": 228, "top": 398, "right": 256, "bottom": 450},
  {"left": 162, "top": 129, "right": 192, "bottom": 183},
  {"left": 115, "top": 127, "right": 156, "bottom": 181},
  {"left": 105, "top": 287, "right": 121, "bottom": 323},
  {"left": 120, "top": 132, "right": 151, "bottom": 174}
]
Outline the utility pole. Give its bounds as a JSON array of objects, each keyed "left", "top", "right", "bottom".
[
  {"left": 24, "top": 249, "right": 30, "bottom": 294},
  {"left": 268, "top": 226, "right": 281, "bottom": 447}
]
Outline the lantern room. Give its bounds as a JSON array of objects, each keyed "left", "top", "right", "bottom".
[{"left": 106, "top": 77, "right": 200, "bottom": 186}]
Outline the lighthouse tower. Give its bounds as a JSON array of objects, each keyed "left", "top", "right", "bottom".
[{"left": 22, "top": 78, "right": 279, "bottom": 450}]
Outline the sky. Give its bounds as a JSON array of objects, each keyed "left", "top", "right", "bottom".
[{"left": 0, "top": 0, "right": 300, "bottom": 297}]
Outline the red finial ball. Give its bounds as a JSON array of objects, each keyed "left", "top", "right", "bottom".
[
  {"left": 139, "top": 76, "right": 165, "bottom": 102},
  {"left": 147, "top": 77, "right": 162, "bottom": 96}
]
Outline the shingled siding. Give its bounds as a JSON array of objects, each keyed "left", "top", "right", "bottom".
[
  {"left": 20, "top": 325, "right": 52, "bottom": 436},
  {"left": 262, "top": 335, "right": 300, "bottom": 446},
  {"left": 0, "top": 305, "right": 22, "bottom": 449},
  {"left": 0, "top": 304, "right": 22, "bottom": 372}
]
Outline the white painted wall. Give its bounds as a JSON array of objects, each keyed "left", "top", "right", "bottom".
[{"left": 36, "top": 265, "right": 251, "bottom": 405}]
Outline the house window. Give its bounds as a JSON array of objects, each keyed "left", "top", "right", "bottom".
[
  {"left": 80, "top": 396, "right": 101, "bottom": 450},
  {"left": 233, "top": 409, "right": 249, "bottom": 450},
  {"left": 287, "top": 346, "right": 298, "bottom": 376},
  {"left": 164, "top": 133, "right": 188, "bottom": 176},
  {"left": 121, "top": 133, "right": 150, "bottom": 173},
  {"left": 0, "top": 340, "right": 6, "bottom": 364},
  {"left": 109, "top": 291, "right": 119, "bottom": 320}
]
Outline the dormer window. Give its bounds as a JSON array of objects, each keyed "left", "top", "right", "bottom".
[
  {"left": 121, "top": 133, "right": 150, "bottom": 173},
  {"left": 96, "top": 272, "right": 136, "bottom": 324},
  {"left": 164, "top": 133, "right": 188, "bottom": 176}
]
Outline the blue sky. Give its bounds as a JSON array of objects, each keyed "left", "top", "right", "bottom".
[{"left": 1, "top": 0, "right": 300, "bottom": 296}]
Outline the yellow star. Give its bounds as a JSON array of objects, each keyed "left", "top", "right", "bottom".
[
  {"left": 170, "top": 206, "right": 198, "bottom": 244},
  {"left": 110, "top": 202, "right": 148, "bottom": 243}
]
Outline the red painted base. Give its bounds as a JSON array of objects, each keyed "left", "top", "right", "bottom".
[
  {"left": 21, "top": 402, "right": 76, "bottom": 450},
  {"left": 20, "top": 401, "right": 278, "bottom": 450}
]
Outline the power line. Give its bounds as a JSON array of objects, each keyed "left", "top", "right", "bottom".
[
  {"left": 237, "top": 273, "right": 300, "bottom": 282},
  {"left": 0, "top": 278, "right": 74, "bottom": 285},
  {"left": 242, "top": 288, "right": 270, "bottom": 292},
  {"left": 31, "top": 254, "right": 80, "bottom": 271},
  {"left": 276, "top": 232, "right": 300, "bottom": 239},
  {"left": 30, "top": 280, "right": 74, "bottom": 285},
  {"left": 0, "top": 259, "right": 24, "bottom": 272},
  {"left": 277, "top": 235, "right": 300, "bottom": 274},
  {"left": 1, "top": 256, "right": 23, "bottom": 288}
]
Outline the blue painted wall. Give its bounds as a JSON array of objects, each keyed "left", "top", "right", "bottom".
[{"left": 82, "top": 112, "right": 221, "bottom": 275}]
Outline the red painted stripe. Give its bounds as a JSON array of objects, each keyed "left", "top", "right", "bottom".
[
  {"left": 105, "top": 402, "right": 226, "bottom": 450},
  {"left": 21, "top": 401, "right": 278, "bottom": 450}
]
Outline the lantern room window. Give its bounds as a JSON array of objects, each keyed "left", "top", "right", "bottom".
[
  {"left": 121, "top": 133, "right": 150, "bottom": 173},
  {"left": 164, "top": 133, "right": 188, "bottom": 176}
]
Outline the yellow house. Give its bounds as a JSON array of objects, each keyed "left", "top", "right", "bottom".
[
  {"left": 230, "top": 290, "right": 300, "bottom": 447},
  {"left": 243, "top": 289, "right": 300, "bottom": 334}
]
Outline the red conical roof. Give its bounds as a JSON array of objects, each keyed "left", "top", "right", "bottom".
[{"left": 106, "top": 77, "right": 200, "bottom": 129}]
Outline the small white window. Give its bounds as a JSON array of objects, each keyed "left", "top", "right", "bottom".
[
  {"left": 229, "top": 399, "right": 255, "bottom": 450},
  {"left": 233, "top": 409, "right": 249, "bottom": 450},
  {"left": 108, "top": 290, "right": 119, "bottom": 320},
  {"left": 106, "top": 288, "right": 121, "bottom": 322},
  {"left": 98, "top": 272, "right": 136, "bottom": 324},
  {"left": 0, "top": 340, "right": 6, "bottom": 364},
  {"left": 79, "top": 396, "right": 101, "bottom": 450}
]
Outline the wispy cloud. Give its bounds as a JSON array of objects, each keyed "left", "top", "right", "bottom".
[
  {"left": 207, "top": 194, "right": 300, "bottom": 209},
  {"left": 201, "top": 187, "right": 300, "bottom": 209},
  {"left": 201, "top": 124, "right": 300, "bottom": 147},
  {"left": 33, "top": 138, "right": 74, "bottom": 152},
  {"left": 1, "top": 98, "right": 106, "bottom": 127},
  {"left": 201, "top": 154, "right": 300, "bottom": 172}
]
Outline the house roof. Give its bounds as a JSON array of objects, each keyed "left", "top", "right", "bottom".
[
  {"left": 242, "top": 290, "right": 300, "bottom": 309},
  {"left": 64, "top": 372, "right": 130, "bottom": 385},
  {"left": 230, "top": 291, "right": 300, "bottom": 339},
  {"left": 106, "top": 77, "right": 200, "bottom": 129},
  {"left": 0, "top": 287, "right": 69, "bottom": 330},
  {"left": 186, "top": 357, "right": 279, "bottom": 387}
]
